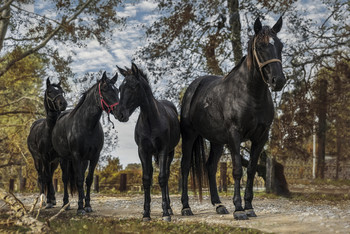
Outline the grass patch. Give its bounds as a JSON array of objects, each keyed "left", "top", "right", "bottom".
[{"left": 49, "top": 216, "right": 262, "bottom": 234}]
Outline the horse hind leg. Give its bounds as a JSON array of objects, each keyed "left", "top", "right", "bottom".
[
  {"left": 180, "top": 128, "right": 197, "bottom": 216},
  {"left": 45, "top": 161, "right": 59, "bottom": 209},
  {"left": 207, "top": 143, "right": 229, "bottom": 214},
  {"left": 84, "top": 160, "right": 96, "bottom": 213},
  {"left": 165, "top": 150, "right": 174, "bottom": 216},
  {"left": 71, "top": 157, "right": 86, "bottom": 215},
  {"left": 139, "top": 147, "right": 153, "bottom": 221}
]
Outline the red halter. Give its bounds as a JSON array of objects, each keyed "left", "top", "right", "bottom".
[{"left": 99, "top": 83, "right": 119, "bottom": 113}]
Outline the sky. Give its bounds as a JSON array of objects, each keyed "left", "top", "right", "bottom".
[{"left": 30, "top": 0, "right": 339, "bottom": 168}]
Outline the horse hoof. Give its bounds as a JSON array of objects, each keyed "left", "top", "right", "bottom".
[
  {"left": 234, "top": 211, "right": 249, "bottom": 220},
  {"left": 216, "top": 205, "right": 229, "bottom": 214},
  {"left": 77, "top": 209, "right": 86, "bottom": 215},
  {"left": 181, "top": 208, "right": 193, "bottom": 216},
  {"left": 45, "top": 203, "right": 54, "bottom": 209},
  {"left": 52, "top": 200, "right": 57, "bottom": 206},
  {"left": 84, "top": 207, "right": 93, "bottom": 213},
  {"left": 142, "top": 217, "right": 151, "bottom": 222},
  {"left": 245, "top": 209, "right": 257, "bottom": 217},
  {"left": 162, "top": 216, "right": 171, "bottom": 222},
  {"left": 168, "top": 208, "right": 173, "bottom": 216}
]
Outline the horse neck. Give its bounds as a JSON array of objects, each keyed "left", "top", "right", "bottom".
[
  {"left": 73, "top": 86, "right": 102, "bottom": 128},
  {"left": 138, "top": 82, "right": 161, "bottom": 124},
  {"left": 226, "top": 56, "right": 270, "bottom": 101},
  {"left": 44, "top": 95, "right": 60, "bottom": 129}
]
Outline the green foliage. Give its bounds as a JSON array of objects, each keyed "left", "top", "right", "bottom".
[{"left": 0, "top": 48, "right": 47, "bottom": 190}]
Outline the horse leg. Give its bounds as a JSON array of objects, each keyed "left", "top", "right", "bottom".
[
  {"left": 45, "top": 161, "right": 58, "bottom": 209},
  {"left": 158, "top": 150, "right": 171, "bottom": 221},
  {"left": 228, "top": 130, "right": 248, "bottom": 220},
  {"left": 207, "top": 143, "right": 228, "bottom": 214},
  {"left": 139, "top": 147, "right": 153, "bottom": 221},
  {"left": 244, "top": 136, "right": 268, "bottom": 217},
  {"left": 72, "top": 157, "right": 85, "bottom": 215},
  {"left": 85, "top": 159, "right": 97, "bottom": 213},
  {"left": 60, "top": 159, "right": 70, "bottom": 210},
  {"left": 165, "top": 150, "right": 174, "bottom": 216},
  {"left": 180, "top": 128, "right": 197, "bottom": 216}
]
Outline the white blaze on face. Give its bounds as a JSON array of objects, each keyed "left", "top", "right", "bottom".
[{"left": 269, "top": 37, "right": 275, "bottom": 46}]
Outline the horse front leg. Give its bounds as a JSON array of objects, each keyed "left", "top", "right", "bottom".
[
  {"left": 158, "top": 150, "right": 172, "bottom": 221},
  {"left": 60, "top": 159, "right": 70, "bottom": 210},
  {"left": 207, "top": 143, "right": 228, "bottom": 214},
  {"left": 229, "top": 129, "right": 248, "bottom": 220},
  {"left": 46, "top": 160, "right": 59, "bottom": 209},
  {"left": 244, "top": 135, "right": 268, "bottom": 217},
  {"left": 139, "top": 147, "right": 153, "bottom": 221}
]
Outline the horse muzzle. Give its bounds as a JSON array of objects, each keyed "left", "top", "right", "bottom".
[{"left": 270, "top": 75, "right": 286, "bottom": 92}]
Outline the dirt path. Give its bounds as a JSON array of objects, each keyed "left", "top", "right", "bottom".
[{"left": 3, "top": 193, "right": 349, "bottom": 233}]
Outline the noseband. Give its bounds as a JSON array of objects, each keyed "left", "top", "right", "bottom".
[
  {"left": 46, "top": 90, "right": 63, "bottom": 111},
  {"left": 98, "top": 83, "right": 119, "bottom": 113},
  {"left": 252, "top": 36, "right": 282, "bottom": 85}
]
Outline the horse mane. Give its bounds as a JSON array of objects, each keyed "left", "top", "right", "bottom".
[
  {"left": 69, "top": 82, "right": 98, "bottom": 117},
  {"left": 223, "top": 55, "right": 247, "bottom": 80}
]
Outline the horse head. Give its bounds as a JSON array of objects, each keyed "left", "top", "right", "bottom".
[
  {"left": 116, "top": 62, "right": 147, "bottom": 122},
  {"left": 45, "top": 78, "right": 67, "bottom": 112},
  {"left": 251, "top": 17, "right": 286, "bottom": 91},
  {"left": 98, "top": 71, "right": 120, "bottom": 118}
]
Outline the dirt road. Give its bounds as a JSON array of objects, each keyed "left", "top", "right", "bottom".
[{"left": 7, "top": 193, "right": 350, "bottom": 233}]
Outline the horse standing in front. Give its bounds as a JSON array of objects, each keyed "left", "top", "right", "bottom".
[
  {"left": 180, "top": 17, "right": 286, "bottom": 220},
  {"left": 27, "top": 78, "right": 67, "bottom": 208},
  {"left": 116, "top": 63, "right": 180, "bottom": 222},
  {"left": 51, "top": 72, "right": 119, "bottom": 215}
]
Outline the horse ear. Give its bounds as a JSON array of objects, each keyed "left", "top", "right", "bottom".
[
  {"left": 111, "top": 72, "right": 118, "bottom": 84},
  {"left": 101, "top": 71, "right": 107, "bottom": 82},
  {"left": 117, "top": 65, "right": 128, "bottom": 77},
  {"left": 272, "top": 16, "right": 283, "bottom": 34},
  {"left": 46, "top": 78, "right": 51, "bottom": 88},
  {"left": 254, "top": 17, "right": 262, "bottom": 34},
  {"left": 131, "top": 62, "right": 139, "bottom": 77}
]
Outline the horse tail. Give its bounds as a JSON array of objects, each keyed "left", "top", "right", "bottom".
[
  {"left": 191, "top": 136, "right": 206, "bottom": 202},
  {"left": 67, "top": 160, "right": 77, "bottom": 195}
]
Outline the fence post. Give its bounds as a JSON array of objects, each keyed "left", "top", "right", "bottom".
[
  {"left": 266, "top": 157, "right": 275, "bottom": 193},
  {"left": 20, "top": 178, "right": 26, "bottom": 192},
  {"left": 94, "top": 175, "right": 99, "bottom": 192},
  {"left": 9, "top": 179, "right": 15, "bottom": 192},
  {"left": 120, "top": 173, "right": 127, "bottom": 192},
  {"left": 54, "top": 179, "right": 58, "bottom": 192}
]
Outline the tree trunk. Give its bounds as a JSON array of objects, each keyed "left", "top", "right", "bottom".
[
  {"left": 227, "top": 0, "right": 243, "bottom": 65},
  {"left": 0, "top": 3, "right": 11, "bottom": 53},
  {"left": 316, "top": 79, "right": 327, "bottom": 179},
  {"left": 334, "top": 77, "right": 342, "bottom": 179}
]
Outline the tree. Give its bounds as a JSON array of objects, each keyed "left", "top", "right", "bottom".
[
  {"left": 138, "top": 0, "right": 296, "bottom": 99},
  {"left": 0, "top": 48, "right": 46, "bottom": 189},
  {"left": 0, "top": 0, "right": 125, "bottom": 79}
]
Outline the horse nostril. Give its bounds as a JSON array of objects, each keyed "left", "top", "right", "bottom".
[{"left": 272, "top": 77, "right": 276, "bottom": 84}]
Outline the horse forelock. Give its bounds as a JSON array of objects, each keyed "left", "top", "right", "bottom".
[{"left": 256, "top": 26, "right": 275, "bottom": 44}]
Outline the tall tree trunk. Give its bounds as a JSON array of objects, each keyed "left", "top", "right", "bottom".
[
  {"left": 316, "top": 79, "right": 327, "bottom": 179},
  {"left": 227, "top": 0, "right": 242, "bottom": 65},
  {"left": 334, "top": 77, "right": 342, "bottom": 179},
  {"left": 0, "top": 3, "right": 11, "bottom": 53}
]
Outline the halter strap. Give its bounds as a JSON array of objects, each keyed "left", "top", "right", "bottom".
[
  {"left": 98, "top": 83, "right": 119, "bottom": 113},
  {"left": 252, "top": 36, "right": 282, "bottom": 85},
  {"left": 45, "top": 91, "right": 63, "bottom": 111}
]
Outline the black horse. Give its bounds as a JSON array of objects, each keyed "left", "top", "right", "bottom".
[
  {"left": 116, "top": 63, "right": 180, "bottom": 222},
  {"left": 27, "top": 78, "right": 67, "bottom": 208},
  {"left": 51, "top": 71, "right": 119, "bottom": 215},
  {"left": 180, "top": 17, "right": 286, "bottom": 220}
]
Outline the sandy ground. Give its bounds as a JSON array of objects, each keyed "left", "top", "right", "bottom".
[{"left": 3, "top": 192, "right": 350, "bottom": 234}]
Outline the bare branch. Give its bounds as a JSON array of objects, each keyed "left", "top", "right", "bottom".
[
  {"left": 0, "top": 0, "right": 95, "bottom": 77},
  {"left": 0, "top": 0, "right": 15, "bottom": 13}
]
